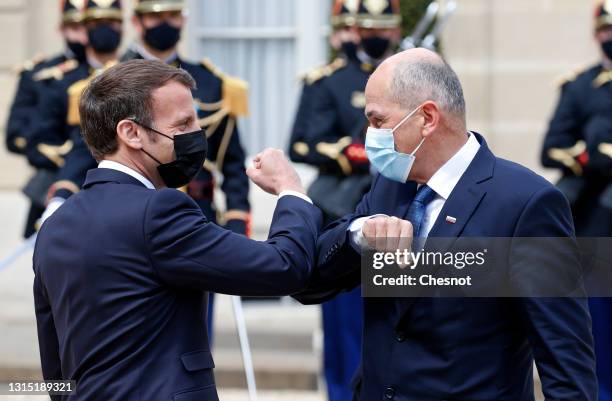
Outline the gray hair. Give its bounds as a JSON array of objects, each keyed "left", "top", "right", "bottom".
[{"left": 390, "top": 58, "right": 466, "bottom": 119}]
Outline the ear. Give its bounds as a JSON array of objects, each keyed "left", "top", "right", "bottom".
[
  {"left": 116, "top": 119, "right": 144, "bottom": 150},
  {"left": 420, "top": 101, "right": 440, "bottom": 138}
]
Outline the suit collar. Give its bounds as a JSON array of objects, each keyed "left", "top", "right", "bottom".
[
  {"left": 427, "top": 132, "right": 494, "bottom": 239},
  {"left": 83, "top": 168, "right": 149, "bottom": 189}
]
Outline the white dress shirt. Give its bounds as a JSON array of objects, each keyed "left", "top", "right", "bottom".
[
  {"left": 350, "top": 132, "right": 481, "bottom": 249},
  {"left": 99, "top": 160, "right": 156, "bottom": 189}
]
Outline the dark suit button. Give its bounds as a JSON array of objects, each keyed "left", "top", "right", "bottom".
[
  {"left": 384, "top": 386, "right": 395, "bottom": 399},
  {"left": 395, "top": 331, "right": 405, "bottom": 342}
]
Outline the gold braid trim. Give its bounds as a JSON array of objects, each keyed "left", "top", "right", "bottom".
[
  {"left": 37, "top": 140, "right": 74, "bottom": 168},
  {"left": 315, "top": 136, "right": 353, "bottom": 175},
  {"left": 195, "top": 99, "right": 223, "bottom": 112},
  {"left": 593, "top": 70, "right": 612, "bottom": 88},
  {"left": 201, "top": 58, "right": 250, "bottom": 118},
  {"left": 216, "top": 116, "right": 236, "bottom": 171},
  {"left": 547, "top": 140, "right": 587, "bottom": 176},
  {"left": 199, "top": 109, "right": 229, "bottom": 128},
  {"left": 598, "top": 143, "right": 612, "bottom": 159},
  {"left": 224, "top": 210, "right": 250, "bottom": 222}
]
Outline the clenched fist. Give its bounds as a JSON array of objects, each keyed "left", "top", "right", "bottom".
[
  {"left": 247, "top": 148, "right": 305, "bottom": 195},
  {"left": 362, "top": 216, "right": 413, "bottom": 255}
]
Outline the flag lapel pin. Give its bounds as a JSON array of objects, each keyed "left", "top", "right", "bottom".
[{"left": 445, "top": 216, "right": 457, "bottom": 224}]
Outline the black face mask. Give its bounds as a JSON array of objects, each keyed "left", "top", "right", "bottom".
[
  {"left": 361, "top": 36, "right": 391, "bottom": 60},
  {"left": 602, "top": 39, "right": 612, "bottom": 60},
  {"left": 134, "top": 121, "right": 208, "bottom": 188},
  {"left": 341, "top": 41, "right": 358, "bottom": 61},
  {"left": 67, "top": 40, "right": 87, "bottom": 62},
  {"left": 144, "top": 22, "right": 181, "bottom": 51},
  {"left": 88, "top": 24, "right": 121, "bottom": 53}
]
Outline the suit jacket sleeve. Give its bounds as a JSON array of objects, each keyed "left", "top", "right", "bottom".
[
  {"left": 33, "top": 271, "right": 63, "bottom": 400},
  {"left": 145, "top": 189, "right": 322, "bottom": 296},
  {"left": 293, "top": 175, "right": 380, "bottom": 304},
  {"left": 511, "top": 185, "right": 597, "bottom": 401}
]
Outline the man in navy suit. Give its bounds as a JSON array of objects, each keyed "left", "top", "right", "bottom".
[
  {"left": 295, "top": 48, "right": 598, "bottom": 401},
  {"left": 33, "top": 59, "right": 322, "bottom": 401}
]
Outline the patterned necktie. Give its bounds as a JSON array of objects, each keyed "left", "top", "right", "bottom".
[{"left": 405, "top": 185, "right": 437, "bottom": 240}]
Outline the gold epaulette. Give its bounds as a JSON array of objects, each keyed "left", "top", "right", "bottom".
[
  {"left": 201, "top": 58, "right": 249, "bottom": 118},
  {"left": 593, "top": 69, "right": 612, "bottom": 88},
  {"left": 554, "top": 64, "right": 590, "bottom": 87},
  {"left": 67, "top": 78, "right": 91, "bottom": 125},
  {"left": 33, "top": 59, "right": 79, "bottom": 82},
  {"left": 66, "top": 61, "right": 117, "bottom": 125},
  {"left": 301, "top": 58, "right": 347, "bottom": 85},
  {"left": 12, "top": 54, "right": 46, "bottom": 74}
]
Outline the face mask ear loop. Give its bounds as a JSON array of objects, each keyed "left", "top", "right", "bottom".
[
  {"left": 411, "top": 136, "right": 427, "bottom": 156},
  {"left": 141, "top": 148, "right": 163, "bottom": 165},
  {"left": 129, "top": 118, "right": 174, "bottom": 141},
  {"left": 392, "top": 105, "right": 421, "bottom": 133}
]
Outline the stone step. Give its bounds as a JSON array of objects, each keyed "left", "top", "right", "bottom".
[
  {"left": 0, "top": 349, "right": 320, "bottom": 391},
  {"left": 213, "top": 349, "right": 319, "bottom": 390}
]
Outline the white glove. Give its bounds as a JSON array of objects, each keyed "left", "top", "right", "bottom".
[{"left": 39, "top": 198, "right": 65, "bottom": 226}]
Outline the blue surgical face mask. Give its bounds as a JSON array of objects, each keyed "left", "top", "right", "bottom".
[{"left": 365, "top": 105, "right": 425, "bottom": 183}]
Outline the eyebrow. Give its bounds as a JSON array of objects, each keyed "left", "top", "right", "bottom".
[
  {"left": 365, "top": 109, "right": 381, "bottom": 119},
  {"left": 171, "top": 114, "right": 195, "bottom": 127}
]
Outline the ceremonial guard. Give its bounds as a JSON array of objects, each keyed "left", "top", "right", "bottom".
[
  {"left": 123, "top": 0, "right": 251, "bottom": 237},
  {"left": 288, "top": 2, "right": 402, "bottom": 400},
  {"left": 5, "top": 0, "right": 88, "bottom": 237},
  {"left": 541, "top": 1, "right": 612, "bottom": 399},
  {"left": 30, "top": 0, "right": 124, "bottom": 222}
]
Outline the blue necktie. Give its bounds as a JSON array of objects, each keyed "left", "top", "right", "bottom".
[{"left": 405, "top": 185, "right": 437, "bottom": 240}]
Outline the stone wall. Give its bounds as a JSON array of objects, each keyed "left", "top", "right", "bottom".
[{"left": 442, "top": 0, "right": 598, "bottom": 180}]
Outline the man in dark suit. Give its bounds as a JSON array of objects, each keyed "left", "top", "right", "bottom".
[
  {"left": 295, "top": 48, "right": 598, "bottom": 401},
  {"left": 33, "top": 60, "right": 322, "bottom": 401}
]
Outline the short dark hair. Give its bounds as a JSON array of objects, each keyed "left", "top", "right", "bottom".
[{"left": 79, "top": 59, "right": 196, "bottom": 160}]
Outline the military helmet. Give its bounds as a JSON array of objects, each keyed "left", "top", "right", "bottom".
[
  {"left": 595, "top": 0, "right": 612, "bottom": 30},
  {"left": 331, "top": 0, "right": 358, "bottom": 28},
  {"left": 61, "top": 0, "right": 86, "bottom": 24},
  {"left": 332, "top": 0, "right": 401, "bottom": 29},
  {"left": 133, "top": 0, "right": 185, "bottom": 14},
  {"left": 83, "top": 0, "right": 123, "bottom": 21}
]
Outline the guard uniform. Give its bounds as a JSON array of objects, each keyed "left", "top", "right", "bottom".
[
  {"left": 540, "top": 2, "right": 612, "bottom": 399},
  {"left": 5, "top": 0, "right": 86, "bottom": 237}
]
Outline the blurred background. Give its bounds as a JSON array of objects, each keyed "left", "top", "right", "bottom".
[{"left": 0, "top": 0, "right": 601, "bottom": 400}]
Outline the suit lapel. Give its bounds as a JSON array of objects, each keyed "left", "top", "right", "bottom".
[{"left": 394, "top": 133, "right": 496, "bottom": 327}]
